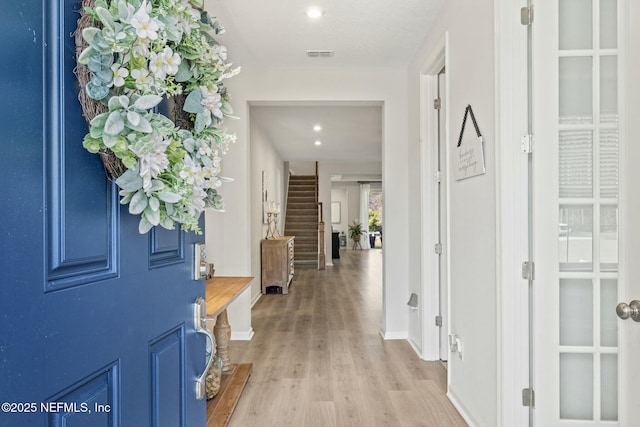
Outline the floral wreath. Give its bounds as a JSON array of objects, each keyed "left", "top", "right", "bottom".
[{"left": 76, "top": 0, "right": 240, "bottom": 234}]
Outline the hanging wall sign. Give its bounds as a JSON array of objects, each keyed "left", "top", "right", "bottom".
[{"left": 455, "top": 105, "right": 486, "bottom": 181}]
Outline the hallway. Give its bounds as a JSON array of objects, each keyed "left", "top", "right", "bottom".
[{"left": 225, "top": 250, "right": 467, "bottom": 427}]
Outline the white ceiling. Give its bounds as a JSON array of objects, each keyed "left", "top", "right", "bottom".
[
  {"left": 204, "top": 0, "right": 443, "bottom": 170},
  {"left": 251, "top": 104, "right": 382, "bottom": 163},
  {"left": 204, "top": 0, "right": 444, "bottom": 69}
]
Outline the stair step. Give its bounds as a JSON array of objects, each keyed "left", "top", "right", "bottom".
[
  {"left": 286, "top": 218, "right": 318, "bottom": 224},
  {"left": 286, "top": 213, "right": 316, "bottom": 219},
  {"left": 287, "top": 197, "right": 316, "bottom": 203},
  {"left": 285, "top": 228, "right": 318, "bottom": 234}
]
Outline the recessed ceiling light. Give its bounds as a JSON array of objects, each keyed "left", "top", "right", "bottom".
[
  {"left": 306, "top": 8, "right": 324, "bottom": 19},
  {"left": 313, "top": 125, "right": 322, "bottom": 132},
  {"left": 314, "top": 140, "right": 322, "bottom": 146}
]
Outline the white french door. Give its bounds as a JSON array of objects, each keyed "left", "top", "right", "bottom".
[{"left": 531, "top": 0, "right": 640, "bottom": 426}]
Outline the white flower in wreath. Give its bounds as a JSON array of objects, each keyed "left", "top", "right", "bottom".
[
  {"left": 110, "top": 64, "right": 129, "bottom": 87},
  {"left": 130, "top": 0, "right": 161, "bottom": 41},
  {"left": 188, "top": 187, "right": 207, "bottom": 217},
  {"left": 179, "top": 154, "right": 201, "bottom": 186},
  {"left": 131, "top": 68, "right": 154, "bottom": 91},
  {"left": 160, "top": 46, "right": 181, "bottom": 76},
  {"left": 176, "top": 9, "right": 200, "bottom": 36},
  {"left": 149, "top": 51, "right": 167, "bottom": 80},
  {"left": 199, "top": 86, "right": 223, "bottom": 126},
  {"left": 197, "top": 142, "right": 212, "bottom": 157},
  {"left": 132, "top": 37, "right": 151, "bottom": 58},
  {"left": 130, "top": 133, "right": 171, "bottom": 193}
]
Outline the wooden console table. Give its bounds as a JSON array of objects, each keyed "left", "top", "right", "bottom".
[{"left": 205, "top": 276, "right": 254, "bottom": 427}]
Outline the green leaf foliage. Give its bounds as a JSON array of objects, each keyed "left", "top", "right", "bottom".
[
  {"left": 133, "top": 95, "right": 163, "bottom": 110},
  {"left": 129, "top": 190, "right": 148, "bottom": 215},
  {"left": 115, "top": 168, "right": 143, "bottom": 192},
  {"left": 104, "top": 111, "right": 125, "bottom": 135},
  {"left": 183, "top": 90, "right": 204, "bottom": 114}
]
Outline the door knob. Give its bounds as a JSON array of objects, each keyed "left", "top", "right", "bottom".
[{"left": 616, "top": 300, "right": 640, "bottom": 322}]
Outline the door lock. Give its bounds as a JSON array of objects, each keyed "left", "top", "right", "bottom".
[
  {"left": 616, "top": 300, "right": 640, "bottom": 322},
  {"left": 193, "top": 243, "right": 210, "bottom": 280}
]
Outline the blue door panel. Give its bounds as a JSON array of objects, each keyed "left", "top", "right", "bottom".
[
  {"left": 0, "top": 1, "right": 206, "bottom": 426},
  {"left": 45, "top": 0, "right": 119, "bottom": 292},
  {"left": 46, "top": 362, "right": 118, "bottom": 427},
  {"left": 150, "top": 228, "right": 186, "bottom": 269},
  {"left": 150, "top": 328, "right": 185, "bottom": 427}
]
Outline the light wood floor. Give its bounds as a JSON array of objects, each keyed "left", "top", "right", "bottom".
[{"left": 227, "top": 249, "right": 467, "bottom": 427}]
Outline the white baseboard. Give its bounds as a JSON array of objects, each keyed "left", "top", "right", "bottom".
[
  {"left": 407, "top": 336, "right": 423, "bottom": 358},
  {"left": 378, "top": 329, "right": 408, "bottom": 340},
  {"left": 447, "top": 389, "right": 480, "bottom": 427},
  {"left": 231, "top": 328, "right": 254, "bottom": 341}
]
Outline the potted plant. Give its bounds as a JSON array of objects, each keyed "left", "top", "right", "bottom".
[{"left": 348, "top": 220, "right": 363, "bottom": 242}]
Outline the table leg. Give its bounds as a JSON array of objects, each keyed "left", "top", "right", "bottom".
[{"left": 213, "top": 309, "right": 232, "bottom": 372}]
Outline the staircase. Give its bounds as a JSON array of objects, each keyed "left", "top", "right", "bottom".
[{"left": 284, "top": 175, "right": 318, "bottom": 268}]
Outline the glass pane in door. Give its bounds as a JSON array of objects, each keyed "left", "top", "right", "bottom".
[
  {"left": 560, "top": 353, "right": 594, "bottom": 420},
  {"left": 559, "top": 205, "right": 593, "bottom": 270},
  {"left": 559, "top": 0, "right": 593, "bottom": 50},
  {"left": 600, "top": 0, "right": 617, "bottom": 49},
  {"left": 560, "top": 279, "right": 593, "bottom": 346},
  {"left": 599, "top": 130, "right": 619, "bottom": 198},
  {"left": 559, "top": 130, "right": 593, "bottom": 198},
  {"left": 559, "top": 57, "right": 593, "bottom": 124},
  {"left": 600, "top": 279, "right": 618, "bottom": 347},
  {"left": 600, "top": 206, "right": 618, "bottom": 269},
  {"left": 601, "top": 354, "right": 618, "bottom": 421},
  {"left": 600, "top": 56, "right": 618, "bottom": 122}
]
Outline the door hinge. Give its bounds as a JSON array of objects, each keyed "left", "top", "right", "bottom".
[
  {"left": 434, "top": 171, "right": 442, "bottom": 183},
  {"left": 434, "top": 98, "right": 442, "bottom": 110},
  {"left": 435, "top": 243, "right": 443, "bottom": 255},
  {"left": 522, "top": 388, "right": 535, "bottom": 407},
  {"left": 435, "top": 315, "right": 443, "bottom": 327},
  {"left": 521, "top": 134, "right": 534, "bottom": 153},
  {"left": 522, "top": 261, "right": 535, "bottom": 280},
  {"left": 520, "top": 5, "right": 534, "bottom": 26}
]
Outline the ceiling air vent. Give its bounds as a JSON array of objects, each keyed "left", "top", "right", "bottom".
[{"left": 306, "top": 50, "right": 334, "bottom": 58}]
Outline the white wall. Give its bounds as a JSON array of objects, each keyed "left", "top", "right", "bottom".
[
  {"left": 407, "top": 0, "right": 497, "bottom": 426},
  {"left": 209, "top": 67, "right": 410, "bottom": 338},
  {"left": 249, "top": 118, "right": 287, "bottom": 300}
]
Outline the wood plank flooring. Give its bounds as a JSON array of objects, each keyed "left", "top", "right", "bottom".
[{"left": 227, "top": 249, "right": 467, "bottom": 427}]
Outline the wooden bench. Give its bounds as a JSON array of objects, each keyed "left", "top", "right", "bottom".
[{"left": 205, "top": 277, "right": 254, "bottom": 427}]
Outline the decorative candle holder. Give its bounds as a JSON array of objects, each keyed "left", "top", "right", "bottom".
[
  {"left": 265, "top": 212, "right": 275, "bottom": 239},
  {"left": 272, "top": 212, "right": 280, "bottom": 238}
]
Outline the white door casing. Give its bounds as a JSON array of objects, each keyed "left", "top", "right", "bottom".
[
  {"left": 419, "top": 34, "right": 449, "bottom": 362},
  {"left": 438, "top": 69, "right": 450, "bottom": 362}
]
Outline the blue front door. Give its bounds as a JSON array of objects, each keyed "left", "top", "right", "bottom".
[{"left": 0, "top": 2, "right": 206, "bottom": 426}]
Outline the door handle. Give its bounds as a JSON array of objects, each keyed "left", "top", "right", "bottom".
[
  {"left": 193, "top": 297, "right": 215, "bottom": 400},
  {"left": 616, "top": 300, "right": 640, "bottom": 322}
]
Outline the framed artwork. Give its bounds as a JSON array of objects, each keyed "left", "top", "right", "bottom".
[
  {"left": 262, "top": 171, "right": 268, "bottom": 223},
  {"left": 331, "top": 202, "right": 341, "bottom": 224}
]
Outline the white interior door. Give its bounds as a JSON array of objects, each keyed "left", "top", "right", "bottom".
[
  {"left": 437, "top": 68, "right": 449, "bottom": 362},
  {"left": 532, "top": 0, "right": 637, "bottom": 425}
]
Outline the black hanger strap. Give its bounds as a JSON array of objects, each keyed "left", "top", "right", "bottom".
[{"left": 457, "top": 105, "right": 482, "bottom": 147}]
